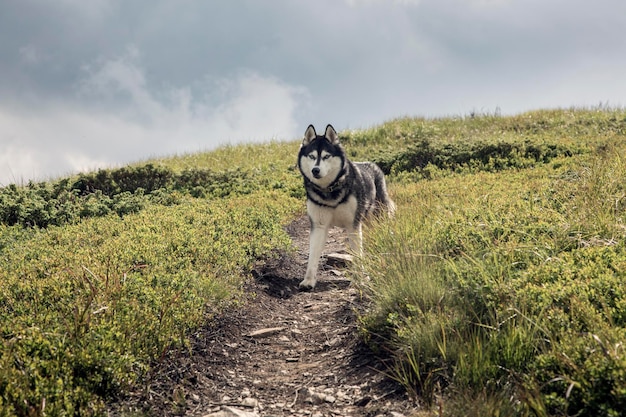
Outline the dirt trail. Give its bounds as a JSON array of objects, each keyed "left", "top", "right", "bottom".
[{"left": 111, "top": 216, "right": 417, "bottom": 417}]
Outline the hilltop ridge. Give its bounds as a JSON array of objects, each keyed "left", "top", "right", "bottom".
[{"left": 2, "top": 108, "right": 626, "bottom": 416}]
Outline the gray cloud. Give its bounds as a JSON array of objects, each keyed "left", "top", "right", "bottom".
[
  {"left": 0, "top": 48, "right": 308, "bottom": 183},
  {"left": 1, "top": 0, "right": 625, "bottom": 184}
]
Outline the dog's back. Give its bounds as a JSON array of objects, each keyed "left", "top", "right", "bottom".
[{"left": 353, "top": 161, "right": 395, "bottom": 219}]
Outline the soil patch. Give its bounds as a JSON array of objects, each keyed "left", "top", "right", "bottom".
[{"left": 109, "top": 215, "right": 418, "bottom": 416}]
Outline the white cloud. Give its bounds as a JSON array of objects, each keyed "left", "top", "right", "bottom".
[
  {"left": 0, "top": 143, "right": 39, "bottom": 186},
  {"left": 210, "top": 72, "right": 309, "bottom": 140},
  {"left": 0, "top": 48, "right": 309, "bottom": 185},
  {"left": 19, "top": 45, "right": 46, "bottom": 66},
  {"left": 2, "top": 1, "right": 626, "bottom": 185},
  {"left": 78, "top": 47, "right": 309, "bottom": 143},
  {"left": 79, "top": 46, "right": 170, "bottom": 126}
]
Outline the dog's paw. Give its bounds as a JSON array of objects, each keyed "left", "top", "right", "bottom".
[{"left": 298, "top": 279, "right": 316, "bottom": 291}]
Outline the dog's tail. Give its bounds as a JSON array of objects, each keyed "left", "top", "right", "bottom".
[
  {"left": 372, "top": 166, "right": 396, "bottom": 218},
  {"left": 385, "top": 197, "right": 396, "bottom": 218},
  {"left": 378, "top": 187, "right": 396, "bottom": 218}
]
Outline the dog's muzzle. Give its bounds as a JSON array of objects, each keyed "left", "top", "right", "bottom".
[{"left": 312, "top": 167, "right": 321, "bottom": 178}]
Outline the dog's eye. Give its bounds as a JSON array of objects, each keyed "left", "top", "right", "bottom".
[
  {"left": 322, "top": 154, "right": 331, "bottom": 160},
  {"left": 308, "top": 154, "right": 316, "bottom": 160}
]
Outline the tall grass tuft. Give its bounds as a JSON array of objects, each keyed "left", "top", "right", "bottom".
[{"left": 356, "top": 110, "right": 626, "bottom": 415}]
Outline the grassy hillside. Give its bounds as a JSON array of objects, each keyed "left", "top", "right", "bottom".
[
  {"left": 0, "top": 143, "right": 304, "bottom": 416},
  {"left": 1, "top": 108, "right": 626, "bottom": 415},
  {"left": 354, "top": 109, "right": 626, "bottom": 416}
]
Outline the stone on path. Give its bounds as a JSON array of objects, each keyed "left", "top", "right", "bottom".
[
  {"left": 202, "top": 405, "right": 259, "bottom": 417},
  {"left": 325, "top": 252, "right": 353, "bottom": 267},
  {"left": 246, "top": 327, "right": 286, "bottom": 338}
]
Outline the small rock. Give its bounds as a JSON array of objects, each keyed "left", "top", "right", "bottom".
[
  {"left": 323, "top": 336, "right": 342, "bottom": 347},
  {"left": 306, "top": 394, "right": 322, "bottom": 405},
  {"left": 304, "top": 388, "right": 336, "bottom": 405},
  {"left": 326, "top": 252, "right": 353, "bottom": 267},
  {"left": 240, "top": 397, "right": 258, "bottom": 408},
  {"left": 246, "top": 327, "right": 286, "bottom": 338},
  {"left": 203, "top": 405, "right": 259, "bottom": 417}
]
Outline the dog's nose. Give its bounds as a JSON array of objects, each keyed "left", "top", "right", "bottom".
[{"left": 312, "top": 167, "right": 320, "bottom": 177}]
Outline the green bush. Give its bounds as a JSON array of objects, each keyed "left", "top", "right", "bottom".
[
  {"left": 71, "top": 164, "right": 174, "bottom": 196},
  {"left": 0, "top": 192, "right": 300, "bottom": 415},
  {"left": 372, "top": 138, "right": 578, "bottom": 175},
  {"left": 0, "top": 164, "right": 294, "bottom": 228},
  {"left": 356, "top": 122, "right": 626, "bottom": 416}
]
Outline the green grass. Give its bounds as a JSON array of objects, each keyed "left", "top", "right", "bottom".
[
  {"left": 356, "top": 109, "right": 626, "bottom": 416},
  {"left": 2, "top": 107, "right": 626, "bottom": 415},
  {"left": 0, "top": 192, "right": 300, "bottom": 415},
  {"left": 0, "top": 136, "right": 306, "bottom": 415}
]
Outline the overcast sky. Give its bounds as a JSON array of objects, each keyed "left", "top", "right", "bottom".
[{"left": 1, "top": 0, "right": 625, "bottom": 184}]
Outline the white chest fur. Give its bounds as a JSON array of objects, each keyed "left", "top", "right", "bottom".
[{"left": 307, "top": 195, "right": 357, "bottom": 230}]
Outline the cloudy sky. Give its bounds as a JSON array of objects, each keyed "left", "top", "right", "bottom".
[{"left": 1, "top": 0, "right": 625, "bottom": 184}]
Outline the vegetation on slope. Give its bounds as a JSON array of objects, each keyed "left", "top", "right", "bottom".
[
  {"left": 0, "top": 142, "right": 302, "bottom": 416},
  {"left": 1, "top": 107, "right": 625, "bottom": 415},
  {"left": 356, "top": 109, "right": 626, "bottom": 416}
]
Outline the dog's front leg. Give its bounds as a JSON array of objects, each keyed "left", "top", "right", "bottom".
[{"left": 300, "top": 224, "right": 329, "bottom": 290}]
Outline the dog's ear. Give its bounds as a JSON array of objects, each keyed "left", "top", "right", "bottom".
[
  {"left": 303, "top": 125, "right": 317, "bottom": 145},
  {"left": 325, "top": 124, "right": 339, "bottom": 144}
]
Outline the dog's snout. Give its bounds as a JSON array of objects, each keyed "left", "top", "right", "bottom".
[{"left": 312, "top": 166, "right": 320, "bottom": 177}]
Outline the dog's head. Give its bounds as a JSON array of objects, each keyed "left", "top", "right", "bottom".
[{"left": 298, "top": 124, "right": 345, "bottom": 188}]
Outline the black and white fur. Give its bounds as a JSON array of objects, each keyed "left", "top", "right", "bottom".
[{"left": 297, "top": 124, "right": 395, "bottom": 290}]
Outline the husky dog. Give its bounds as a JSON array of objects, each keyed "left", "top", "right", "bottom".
[{"left": 297, "top": 124, "right": 395, "bottom": 290}]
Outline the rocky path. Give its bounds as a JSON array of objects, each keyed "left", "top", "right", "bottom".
[{"left": 111, "top": 216, "right": 418, "bottom": 417}]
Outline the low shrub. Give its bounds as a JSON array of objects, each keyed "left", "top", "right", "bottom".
[
  {"left": 0, "top": 165, "right": 297, "bottom": 228},
  {"left": 357, "top": 137, "right": 626, "bottom": 415},
  {"left": 0, "top": 192, "right": 300, "bottom": 415},
  {"left": 375, "top": 138, "right": 578, "bottom": 175}
]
